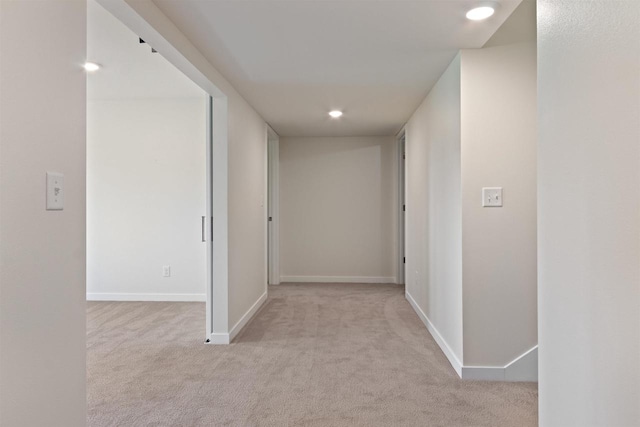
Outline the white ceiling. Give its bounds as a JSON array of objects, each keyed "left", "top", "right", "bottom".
[
  {"left": 87, "top": 0, "right": 204, "bottom": 100},
  {"left": 152, "top": 0, "right": 523, "bottom": 137}
]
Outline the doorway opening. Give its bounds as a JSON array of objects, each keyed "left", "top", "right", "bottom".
[
  {"left": 267, "top": 126, "right": 280, "bottom": 285},
  {"left": 86, "top": 0, "right": 210, "bottom": 330},
  {"left": 397, "top": 130, "right": 406, "bottom": 285}
]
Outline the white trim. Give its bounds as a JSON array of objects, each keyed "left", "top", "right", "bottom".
[
  {"left": 205, "top": 96, "right": 213, "bottom": 337},
  {"left": 87, "top": 293, "right": 206, "bottom": 302},
  {"left": 206, "top": 292, "right": 267, "bottom": 345},
  {"left": 207, "top": 333, "right": 230, "bottom": 345},
  {"left": 267, "top": 126, "right": 280, "bottom": 285},
  {"left": 280, "top": 276, "right": 396, "bottom": 284},
  {"left": 405, "top": 291, "right": 463, "bottom": 377},
  {"left": 406, "top": 289, "right": 538, "bottom": 382},
  {"left": 462, "top": 346, "right": 538, "bottom": 382},
  {"left": 505, "top": 345, "right": 538, "bottom": 381},
  {"left": 461, "top": 366, "right": 503, "bottom": 381},
  {"left": 229, "top": 291, "right": 268, "bottom": 342},
  {"left": 396, "top": 130, "right": 406, "bottom": 285}
]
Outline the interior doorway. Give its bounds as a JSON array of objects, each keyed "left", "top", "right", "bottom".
[
  {"left": 86, "top": 0, "right": 209, "bottom": 314},
  {"left": 267, "top": 126, "right": 280, "bottom": 285},
  {"left": 397, "top": 130, "right": 406, "bottom": 285}
]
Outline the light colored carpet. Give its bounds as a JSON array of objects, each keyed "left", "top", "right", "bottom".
[{"left": 87, "top": 283, "right": 537, "bottom": 426}]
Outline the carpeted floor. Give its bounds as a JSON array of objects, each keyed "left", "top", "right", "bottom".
[{"left": 87, "top": 283, "right": 538, "bottom": 426}]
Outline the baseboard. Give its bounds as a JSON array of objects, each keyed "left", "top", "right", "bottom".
[
  {"left": 206, "top": 333, "right": 230, "bottom": 345},
  {"left": 280, "top": 276, "right": 396, "bottom": 284},
  {"left": 462, "top": 346, "right": 538, "bottom": 382},
  {"left": 405, "top": 291, "right": 463, "bottom": 377},
  {"left": 87, "top": 293, "right": 206, "bottom": 302},
  {"left": 505, "top": 345, "right": 538, "bottom": 381},
  {"left": 405, "top": 290, "right": 538, "bottom": 382},
  {"left": 229, "top": 291, "right": 268, "bottom": 342},
  {"left": 205, "top": 291, "right": 268, "bottom": 345}
]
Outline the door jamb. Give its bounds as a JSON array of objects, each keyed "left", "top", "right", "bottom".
[
  {"left": 267, "top": 125, "right": 280, "bottom": 285},
  {"left": 397, "top": 129, "right": 406, "bottom": 285}
]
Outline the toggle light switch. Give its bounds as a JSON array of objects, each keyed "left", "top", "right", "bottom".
[
  {"left": 482, "top": 187, "right": 503, "bottom": 207},
  {"left": 46, "top": 172, "right": 64, "bottom": 210}
]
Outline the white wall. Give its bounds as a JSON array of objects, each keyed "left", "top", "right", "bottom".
[
  {"left": 460, "top": 40, "right": 537, "bottom": 367},
  {"left": 87, "top": 97, "right": 207, "bottom": 301},
  {"left": 405, "top": 54, "right": 464, "bottom": 367},
  {"left": 0, "top": 1, "right": 87, "bottom": 425},
  {"left": 538, "top": 1, "right": 640, "bottom": 425},
  {"left": 279, "top": 136, "right": 396, "bottom": 283},
  {"left": 404, "top": 0, "right": 538, "bottom": 380},
  {"left": 227, "top": 99, "right": 268, "bottom": 327}
]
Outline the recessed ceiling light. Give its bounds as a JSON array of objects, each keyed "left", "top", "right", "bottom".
[
  {"left": 466, "top": 6, "right": 495, "bottom": 21},
  {"left": 83, "top": 62, "right": 101, "bottom": 72},
  {"left": 329, "top": 110, "right": 343, "bottom": 118}
]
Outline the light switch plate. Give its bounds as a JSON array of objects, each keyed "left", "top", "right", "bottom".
[
  {"left": 46, "top": 172, "right": 64, "bottom": 210},
  {"left": 482, "top": 187, "right": 503, "bottom": 207}
]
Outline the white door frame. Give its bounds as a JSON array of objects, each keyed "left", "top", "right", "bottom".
[
  {"left": 267, "top": 125, "right": 280, "bottom": 285},
  {"left": 98, "top": 0, "right": 230, "bottom": 342},
  {"left": 397, "top": 129, "right": 406, "bottom": 285}
]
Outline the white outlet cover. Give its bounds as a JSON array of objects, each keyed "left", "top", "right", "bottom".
[
  {"left": 163, "top": 266, "right": 171, "bottom": 277},
  {"left": 482, "top": 187, "right": 503, "bottom": 207},
  {"left": 46, "top": 172, "right": 64, "bottom": 210}
]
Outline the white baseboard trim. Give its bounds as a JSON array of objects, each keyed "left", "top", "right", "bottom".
[
  {"left": 281, "top": 276, "right": 396, "bottom": 284},
  {"left": 206, "top": 291, "right": 268, "bottom": 345},
  {"left": 462, "top": 346, "right": 538, "bottom": 382},
  {"left": 207, "top": 333, "right": 230, "bottom": 345},
  {"left": 87, "top": 293, "right": 206, "bottom": 302},
  {"left": 505, "top": 345, "right": 538, "bottom": 381},
  {"left": 405, "top": 291, "right": 463, "bottom": 377},
  {"left": 229, "top": 291, "right": 268, "bottom": 342},
  {"left": 405, "top": 291, "right": 538, "bottom": 382}
]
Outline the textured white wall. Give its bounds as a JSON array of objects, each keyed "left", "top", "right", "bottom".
[
  {"left": 227, "top": 99, "right": 268, "bottom": 326},
  {"left": 87, "top": 98, "right": 207, "bottom": 301},
  {"left": 460, "top": 40, "right": 537, "bottom": 367},
  {"left": 279, "top": 136, "right": 396, "bottom": 282},
  {"left": 405, "top": 55, "right": 464, "bottom": 364},
  {"left": 538, "top": 1, "right": 640, "bottom": 425},
  {"left": 404, "top": 3, "right": 538, "bottom": 376},
  {"left": 0, "top": 1, "right": 87, "bottom": 424}
]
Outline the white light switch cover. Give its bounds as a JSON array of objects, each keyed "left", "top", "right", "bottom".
[
  {"left": 46, "top": 172, "right": 64, "bottom": 210},
  {"left": 482, "top": 187, "right": 503, "bottom": 207}
]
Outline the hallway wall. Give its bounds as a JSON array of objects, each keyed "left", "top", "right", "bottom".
[
  {"left": 538, "top": 1, "right": 640, "bottom": 425},
  {"left": 279, "top": 136, "right": 397, "bottom": 283},
  {"left": 405, "top": 55, "right": 464, "bottom": 367},
  {"left": 404, "top": 0, "right": 537, "bottom": 380},
  {"left": 460, "top": 40, "right": 537, "bottom": 368},
  {"left": 0, "top": 1, "right": 87, "bottom": 424}
]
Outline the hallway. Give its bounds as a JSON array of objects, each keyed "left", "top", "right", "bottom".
[{"left": 87, "top": 284, "right": 537, "bottom": 426}]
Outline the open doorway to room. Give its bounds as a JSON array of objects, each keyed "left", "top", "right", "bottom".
[
  {"left": 397, "top": 130, "right": 406, "bottom": 285},
  {"left": 267, "top": 126, "right": 280, "bottom": 285},
  {"left": 86, "top": 0, "right": 209, "bottom": 324}
]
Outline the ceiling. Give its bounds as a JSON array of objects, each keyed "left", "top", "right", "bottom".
[
  {"left": 152, "top": 0, "right": 523, "bottom": 137},
  {"left": 87, "top": 0, "right": 204, "bottom": 100}
]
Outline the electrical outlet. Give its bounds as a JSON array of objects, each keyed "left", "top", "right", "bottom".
[{"left": 162, "top": 266, "right": 171, "bottom": 277}]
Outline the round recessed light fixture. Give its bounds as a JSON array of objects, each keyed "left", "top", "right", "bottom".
[
  {"left": 329, "top": 110, "right": 343, "bottom": 118},
  {"left": 83, "top": 62, "right": 101, "bottom": 72},
  {"left": 466, "top": 6, "right": 495, "bottom": 21}
]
